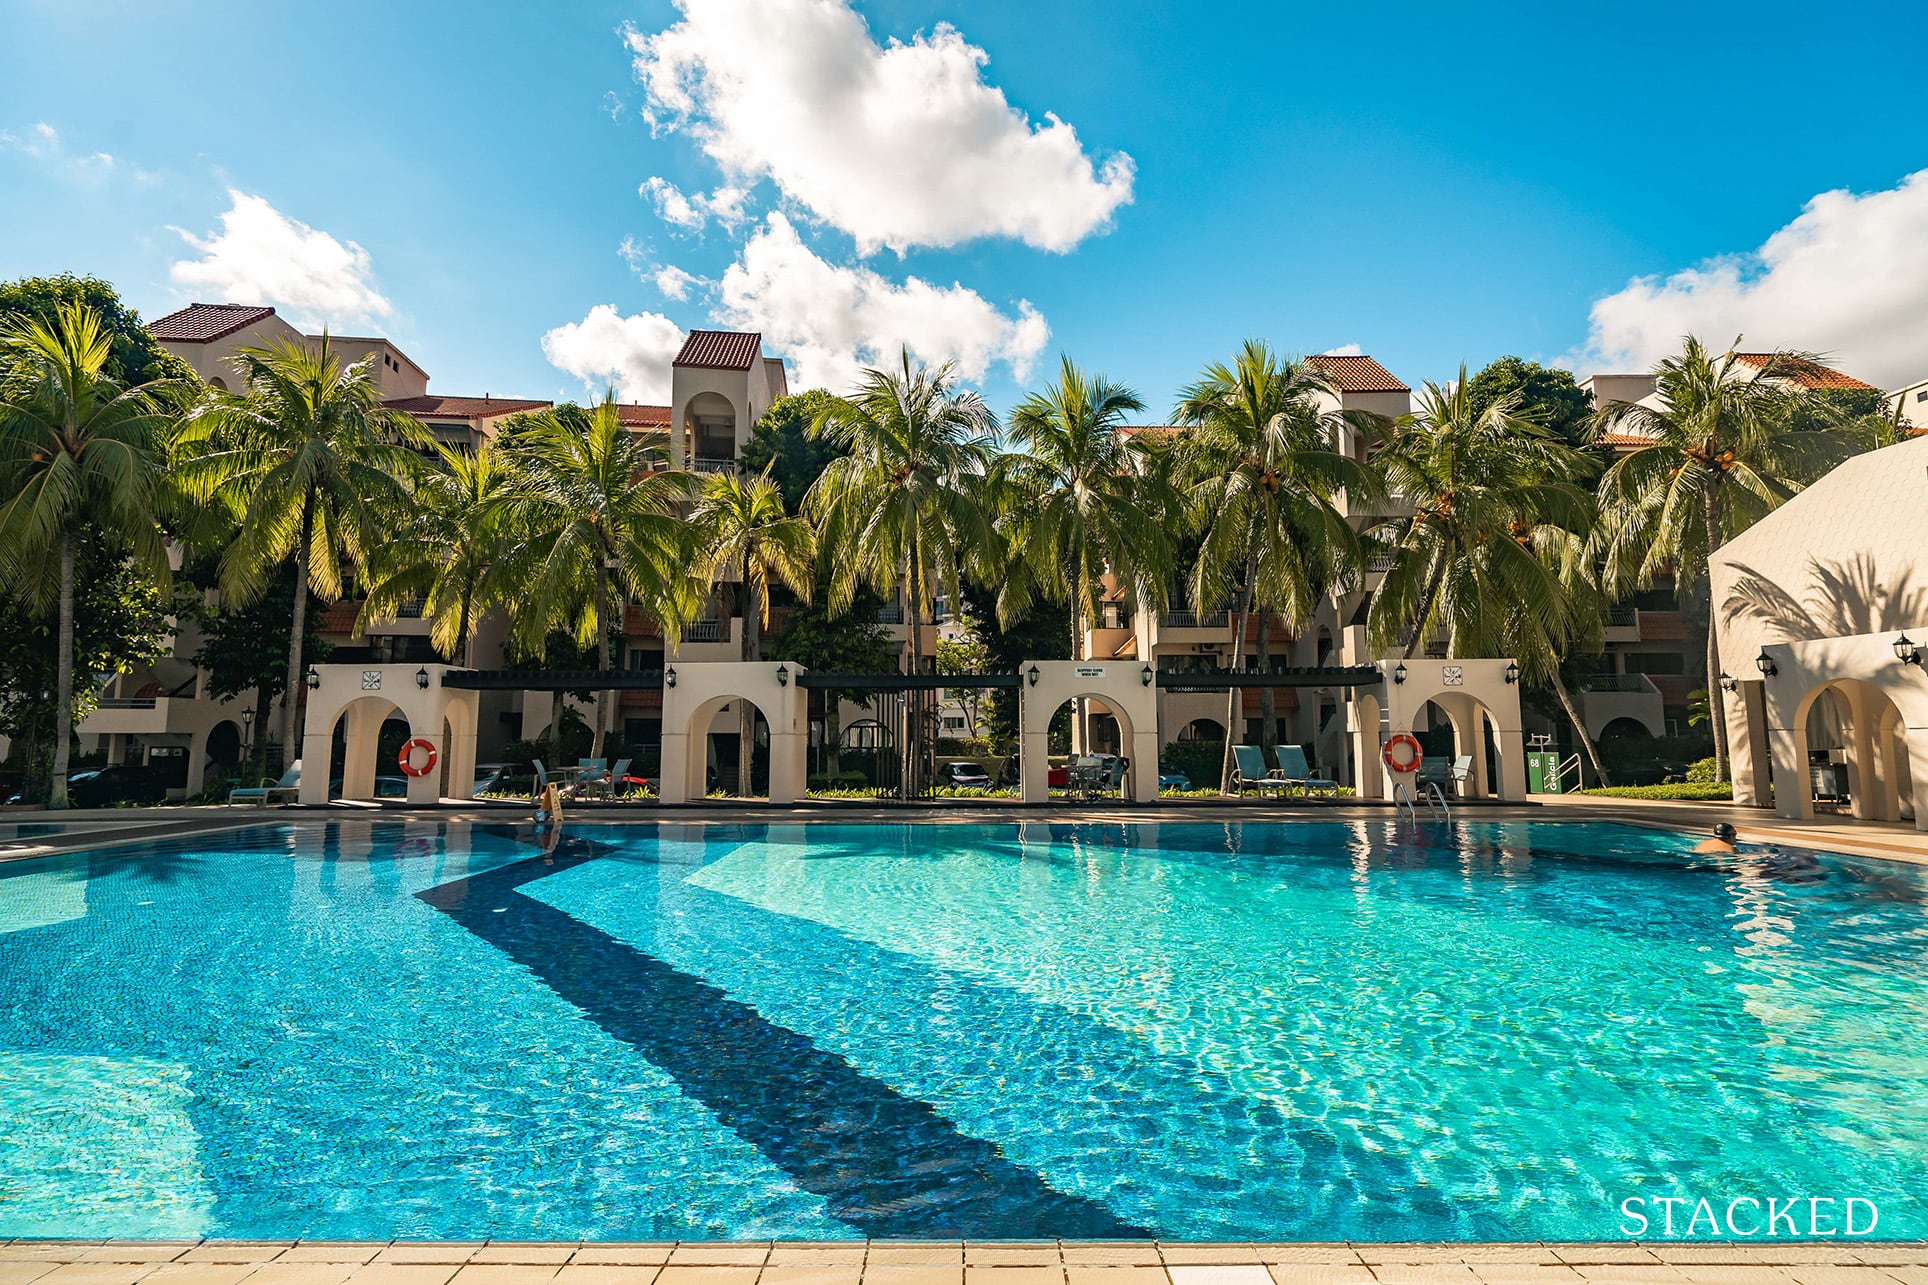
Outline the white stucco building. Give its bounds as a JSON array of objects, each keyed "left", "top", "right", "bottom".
[{"left": 1711, "top": 435, "right": 1928, "bottom": 829}]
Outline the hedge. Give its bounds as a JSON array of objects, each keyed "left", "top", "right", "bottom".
[{"left": 1579, "top": 783, "right": 1734, "bottom": 800}]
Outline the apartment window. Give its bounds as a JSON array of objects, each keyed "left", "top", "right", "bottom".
[
  {"left": 1917, "top": 389, "right": 1927, "bottom": 402},
  {"left": 1623, "top": 652, "right": 1685, "bottom": 675},
  {"left": 942, "top": 716, "right": 966, "bottom": 732}
]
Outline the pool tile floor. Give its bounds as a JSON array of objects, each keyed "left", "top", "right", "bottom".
[{"left": 3, "top": 1245, "right": 1923, "bottom": 1285}]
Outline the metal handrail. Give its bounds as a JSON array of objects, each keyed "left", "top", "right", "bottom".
[
  {"left": 1162, "top": 610, "right": 1231, "bottom": 629},
  {"left": 682, "top": 619, "right": 726, "bottom": 642}
]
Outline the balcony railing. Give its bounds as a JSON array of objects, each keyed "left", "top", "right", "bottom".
[
  {"left": 1161, "top": 610, "right": 1230, "bottom": 629},
  {"left": 1607, "top": 605, "right": 1638, "bottom": 627},
  {"left": 683, "top": 619, "right": 726, "bottom": 642},
  {"left": 1580, "top": 673, "right": 1660, "bottom": 693},
  {"left": 691, "top": 457, "right": 736, "bottom": 474},
  {"left": 96, "top": 697, "right": 159, "bottom": 710},
  {"left": 1367, "top": 553, "right": 1397, "bottom": 573},
  {"left": 875, "top": 604, "right": 905, "bottom": 624},
  {"left": 397, "top": 599, "right": 425, "bottom": 619}
]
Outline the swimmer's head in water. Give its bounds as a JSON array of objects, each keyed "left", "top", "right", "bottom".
[{"left": 1713, "top": 822, "right": 1737, "bottom": 841}]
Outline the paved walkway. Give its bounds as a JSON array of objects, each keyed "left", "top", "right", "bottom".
[{"left": 5, "top": 1242, "right": 1926, "bottom": 1285}]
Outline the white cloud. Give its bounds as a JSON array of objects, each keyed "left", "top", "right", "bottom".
[
  {"left": 640, "top": 175, "right": 750, "bottom": 232},
  {"left": 626, "top": 0, "right": 1133, "bottom": 255},
  {"left": 541, "top": 304, "right": 685, "bottom": 402},
  {"left": 1320, "top": 343, "right": 1364, "bottom": 356},
  {"left": 170, "top": 190, "right": 390, "bottom": 328},
  {"left": 2, "top": 121, "right": 119, "bottom": 177},
  {"left": 654, "top": 265, "right": 700, "bottom": 300},
  {"left": 715, "top": 210, "right": 1048, "bottom": 391},
  {"left": 1574, "top": 168, "right": 1928, "bottom": 388}
]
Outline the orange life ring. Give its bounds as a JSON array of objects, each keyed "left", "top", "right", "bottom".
[
  {"left": 1383, "top": 733, "right": 1423, "bottom": 774},
  {"left": 398, "top": 737, "right": 439, "bottom": 778}
]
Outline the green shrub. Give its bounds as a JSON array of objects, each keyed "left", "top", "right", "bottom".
[
  {"left": 1579, "top": 782, "right": 1733, "bottom": 800},
  {"left": 1159, "top": 739, "right": 1225, "bottom": 788},
  {"left": 1685, "top": 757, "right": 1720, "bottom": 783}
]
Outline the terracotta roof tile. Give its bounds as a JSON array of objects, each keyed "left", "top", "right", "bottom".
[
  {"left": 1732, "top": 353, "right": 1876, "bottom": 391},
  {"left": 1311, "top": 353, "right": 1409, "bottom": 393},
  {"left": 383, "top": 395, "right": 552, "bottom": 419},
  {"left": 1117, "top": 424, "right": 1178, "bottom": 437},
  {"left": 147, "top": 303, "right": 276, "bottom": 343},
  {"left": 319, "top": 600, "right": 360, "bottom": 634},
  {"left": 674, "top": 329, "right": 761, "bottom": 370},
  {"left": 615, "top": 403, "right": 672, "bottom": 427}
]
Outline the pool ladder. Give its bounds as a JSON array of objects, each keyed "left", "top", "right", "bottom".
[{"left": 1393, "top": 781, "right": 1452, "bottom": 823}]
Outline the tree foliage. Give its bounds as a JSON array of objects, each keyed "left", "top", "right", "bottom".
[{"left": 1464, "top": 355, "right": 1594, "bottom": 448}]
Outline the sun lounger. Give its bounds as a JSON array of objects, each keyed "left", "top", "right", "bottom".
[
  {"left": 229, "top": 761, "right": 301, "bottom": 806},
  {"left": 1232, "top": 745, "right": 1293, "bottom": 796},
  {"left": 1272, "top": 744, "right": 1340, "bottom": 796}
]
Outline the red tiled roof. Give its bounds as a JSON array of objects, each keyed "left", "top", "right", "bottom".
[
  {"left": 616, "top": 403, "right": 672, "bottom": 427},
  {"left": 1731, "top": 353, "right": 1876, "bottom": 391},
  {"left": 382, "top": 395, "right": 552, "bottom": 419},
  {"left": 147, "top": 303, "right": 276, "bottom": 343},
  {"left": 674, "top": 329, "right": 761, "bottom": 370},
  {"left": 319, "top": 601, "right": 360, "bottom": 634},
  {"left": 1311, "top": 354, "right": 1409, "bottom": 393},
  {"left": 1117, "top": 424, "right": 1178, "bottom": 437},
  {"left": 1600, "top": 431, "right": 1658, "bottom": 448}
]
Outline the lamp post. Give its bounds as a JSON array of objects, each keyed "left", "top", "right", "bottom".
[{"left": 241, "top": 704, "right": 255, "bottom": 762}]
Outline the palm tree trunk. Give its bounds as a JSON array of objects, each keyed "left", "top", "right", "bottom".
[
  {"left": 906, "top": 536, "right": 926, "bottom": 794},
  {"left": 739, "top": 577, "right": 757, "bottom": 795},
  {"left": 592, "top": 565, "right": 611, "bottom": 759},
  {"left": 1403, "top": 546, "right": 1448, "bottom": 659},
  {"left": 825, "top": 697, "right": 842, "bottom": 777},
  {"left": 281, "top": 495, "right": 314, "bottom": 768},
  {"left": 1702, "top": 482, "right": 1730, "bottom": 782},
  {"left": 49, "top": 531, "right": 76, "bottom": 809},
  {"left": 1549, "top": 669, "right": 1611, "bottom": 787},
  {"left": 455, "top": 572, "right": 473, "bottom": 667},
  {"left": 1070, "top": 569, "right": 1086, "bottom": 753},
  {"left": 1218, "top": 554, "right": 1257, "bottom": 793},
  {"left": 1257, "top": 611, "right": 1277, "bottom": 756}
]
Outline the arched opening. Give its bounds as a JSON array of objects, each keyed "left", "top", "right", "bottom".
[
  {"left": 1039, "top": 693, "right": 1138, "bottom": 797},
  {"left": 1794, "top": 679, "right": 1911, "bottom": 820},
  {"left": 1402, "top": 692, "right": 1504, "bottom": 799},
  {"left": 322, "top": 696, "right": 412, "bottom": 801},
  {"left": 688, "top": 694, "right": 772, "bottom": 798},
  {"left": 1177, "top": 718, "right": 1224, "bottom": 741},
  {"left": 1599, "top": 717, "right": 1654, "bottom": 740},
  {"left": 684, "top": 392, "right": 738, "bottom": 472},
  {"left": 207, "top": 375, "right": 228, "bottom": 391},
  {"left": 1315, "top": 627, "right": 1335, "bottom": 667}
]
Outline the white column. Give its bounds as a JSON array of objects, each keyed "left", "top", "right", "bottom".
[
  {"left": 1771, "top": 726, "right": 1813, "bottom": 821},
  {"left": 660, "top": 731, "right": 690, "bottom": 804},
  {"left": 768, "top": 730, "right": 806, "bottom": 804},
  {"left": 1907, "top": 729, "right": 1928, "bottom": 832},
  {"left": 1129, "top": 726, "right": 1161, "bottom": 802},
  {"left": 1730, "top": 681, "right": 1772, "bottom": 808}
]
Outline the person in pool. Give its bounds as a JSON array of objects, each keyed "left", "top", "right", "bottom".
[{"left": 1693, "top": 822, "right": 1738, "bottom": 854}]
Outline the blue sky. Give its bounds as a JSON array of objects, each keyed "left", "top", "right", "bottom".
[{"left": 4, "top": 0, "right": 1927, "bottom": 413}]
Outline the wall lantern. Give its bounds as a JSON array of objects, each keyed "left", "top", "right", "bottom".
[
  {"left": 1503, "top": 660, "right": 1520, "bottom": 685},
  {"left": 775, "top": 664, "right": 790, "bottom": 686},
  {"left": 664, "top": 666, "right": 677, "bottom": 688},
  {"left": 305, "top": 666, "right": 321, "bottom": 690},
  {"left": 1027, "top": 664, "right": 1041, "bottom": 687},
  {"left": 1393, "top": 662, "right": 1408, "bottom": 686},
  {"left": 1895, "top": 633, "right": 1922, "bottom": 666},
  {"left": 1141, "top": 664, "right": 1155, "bottom": 687},
  {"left": 1755, "top": 650, "right": 1777, "bottom": 678},
  {"left": 415, "top": 666, "right": 431, "bottom": 690},
  {"left": 1718, "top": 671, "right": 1739, "bottom": 693}
]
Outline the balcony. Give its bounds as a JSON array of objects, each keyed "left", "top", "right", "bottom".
[
  {"left": 1160, "top": 610, "right": 1230, "bottom": 630},
  {"left": 691, "top": 457, "right": 736, "bottom": 475},
  {"left": 683, "top": 619, "right": 726, "bottom": 643},
  {"left": 1604, "top": 605, "right": 1640, "bottom": 644},
  {"left": 1576, "top": 672, "right": 1665, "bottom": 739},
  {"left": 78, "top": 697, "right": 181, "bottom": 736},
  {"left": 1337, "top": 488, "right": 1416, "bottom": 522}
]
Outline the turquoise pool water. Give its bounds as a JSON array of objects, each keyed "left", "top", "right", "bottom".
[{"left": 1, "top": 819, "right": 1924, "bottom": 1241}]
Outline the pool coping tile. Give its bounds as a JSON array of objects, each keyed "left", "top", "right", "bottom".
[
  {"left": 663, "top": 1247, "right": 770, "bottom": 1268},
  {"left": 564, "top": 1253, "right": 674, "bottom": 1269}
]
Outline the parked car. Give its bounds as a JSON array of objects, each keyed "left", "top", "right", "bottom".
[
  {"left": 473, "top": 763, "right": 517, "bottom": 795},
  {"left": 1158, "top": 766, "right": 1192, "bottom": 790},
  {"left": 66, "top": 765, "right": 170, "bottom": 807},
  {"left": 941, "top": 761, "right": 992, "bottom": 789}
]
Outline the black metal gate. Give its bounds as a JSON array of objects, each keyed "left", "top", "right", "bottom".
[{"left": 800, "top": 672, "right": 1019, "bottom": 802}]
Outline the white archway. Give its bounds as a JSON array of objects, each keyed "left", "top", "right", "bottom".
[
  {"left": 298, "top": 665, "right": 480, "bottom": 804},
  {"left": 1017, "top": 661, "right": 1160, "bottom": 803},
  {"left": 659, "top": 662, "right": 808, "bottom": 804},
  {"left": 1757, "top": 634, "right": 1928, "bottom": 829},
  {"left": 1367, "top": 659, "right": 1529, "bottom": 801}
]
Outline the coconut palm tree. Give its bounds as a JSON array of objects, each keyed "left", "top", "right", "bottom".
[
  {"left": 1173, "top": 341, "right": 1375, "bottom": 791},
  {"left": 1366, "top": 371, "right": 1595, "bottom": 662},
  {"left": 177, "top": 334, "right": 426, "bottom": 766},
  {"left": 689, "top": 466, "right": 816, "bottom": 793},
  {"left": 504, "top": 394, "right": 694, "bottom": 758},
  {"left": 806, "top": 351, "right": 996, "bottom": 794},
  {"left": 998, "top": 356, "right": 1177, "bottom": 749},
  {"left": 0, "top": 302, "right": 176, "bottom": 807},
  {"left": 357, "top": 443, "right": 516, "bottom": 665},
  {"left": 1596, "top": 338, "right": 1864, "bottom": 780}
]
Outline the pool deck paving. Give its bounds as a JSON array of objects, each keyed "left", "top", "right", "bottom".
[{"left": 4, "top": 1244, "right": 1926, "bottom": 1285}]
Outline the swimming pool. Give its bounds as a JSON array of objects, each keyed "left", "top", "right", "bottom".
[{"left": 2, "top": 819, "right": 1924, "bottom": 1242}]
